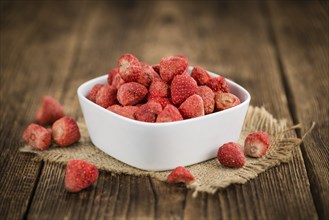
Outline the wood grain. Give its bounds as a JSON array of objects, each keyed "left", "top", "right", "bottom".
[
  {"left": 268, "top": 1, "right": 329, "bottom": 218},
  {"left": 0, "top": 0, "right": 326, "bottom": 219}
]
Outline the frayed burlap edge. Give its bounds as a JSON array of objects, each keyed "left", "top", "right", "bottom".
[{"left": 19, "top": 106, "right": 313, "bottom": 195}]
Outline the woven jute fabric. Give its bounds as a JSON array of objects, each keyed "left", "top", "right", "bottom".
[{"left": 20, "top": 106, "right": 305, "bottom": 194}]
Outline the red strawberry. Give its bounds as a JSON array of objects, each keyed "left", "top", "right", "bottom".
[
  {"left": 148, "top": 79, "right": 170, "bottom": 99},
  {"left": 22, "top": 123, "right": 52, "bottom": 150},
  {"left": 111, "top": 72, "right": 125, "bottom": 90},
  {"left": 65, "top": 160, "right": 99, "bottom": 192},
  {"left": 152, "top": 64, "right": 160, "bottom": 74},
  {"left": 107, "top": 68, "right": 119, "bottom": 85},
  {"left": 135, "top": 101, "right": 162, "bottom": 122},
  {"left": 167, "top": 166, "right": 195, "bottom": 184},
  {"left": 156, "top": 104, "right": 183, "bottom": 123},
  {"left": 191, "top": 66, "right": 211, "bottom": 85},
  {"left": 117, "top": 82, "right": 148, "bottom": 106},
  {"left": 118, "top": 53, "right": 143, "bottom": 82},
  {"left": 137, "top": 63, "right": 154, "bottom": 88},
  {"left": 160, "top": 55, "right": 188, "bottom": 83},
  {"left": 52, "top": 116, "right": 80, "bottom": 147},
  {"left": 197, "top": 86, "right": 215, "bottom": 114},
  {"left": 171, "top": 74, "right": 198, "bottom": 105},
  {"left": 215, "top": 92, "right": 240, "bottom": 111},
  {"left": 244, "top": 131, "right": 270, "bottom": 158},
  {"left": 95, "top": 84, "right": 117, "bottom": 108},
  {"left": 217, "top": 142, "right": 245, "bottom": 168},
  {"left": 87, "top": 84, "right": 103, "bottom": 103},
  {"left": 206, "top": 76, "right": 230, "bottom": 93},
  {"left": 149, "top": 97, "right": 172, "bottom": 108},
  {"left": 107, "top": 104, "right": 139, "bottom": 120},
  {"left": 178, "top": 94, "right": 204, "bottom": 119},
  {"left": 35, "top": 96, "right": 65, "bottom": 125}
]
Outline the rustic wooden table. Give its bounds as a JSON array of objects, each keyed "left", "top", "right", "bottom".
[{"left": 0, "top": 0, "right": 328, "bottom": 219}]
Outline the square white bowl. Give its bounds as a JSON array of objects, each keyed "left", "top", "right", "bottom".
[{"left": 77, "top": 68, "right": 251, "bottom": 171}]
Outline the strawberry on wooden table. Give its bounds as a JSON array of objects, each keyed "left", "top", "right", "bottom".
[
  {"left": 22, "top": 123, "right": 52, "bottom": 150},
  {"left": 217, "top": 142, "right": 245, "bottom": 168},
  {"left": 244, "top": 131, "right": 270, "bottom": 158},
  {"left": 52, "top": 116, "right": 81, "bottom": 147},
  {"left": 65, "top": 160, "right": 99, "bottom": 192},
  {"left": 167, "top": 166, "right": 195, "bottom": 184},
  {"left": 35, "top": 96, "right": 65, "bottom": 125}
]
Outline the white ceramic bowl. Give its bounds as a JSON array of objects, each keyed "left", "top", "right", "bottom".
[{"left": 77, "top": 68, "right": 251, "bottom": 171}]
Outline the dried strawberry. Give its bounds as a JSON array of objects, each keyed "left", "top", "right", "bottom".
[
  {"left": 137, "top": 63, "right": 154, "bottom": 88},
  {"left": 118, "top": 53, "right": 142, "bottom": 82},
  {"left": 215, "top": 92, "right": 240, "bottom": 111},
  {"left": 206, "top": 76, "right": 230, "bottom": 93},
  {"left": 52, "top": 116, "right": 80, "bottom": 147},
  {"left": 148, "top": 79, "right": 170, "bottom": 99},
  {"left": 111, "top": 72, "right": 125, "bottom": 90},
  {"left": 191, "top": 66, "right": 211, "bottom": 85},
  {"left": 197, "top": 86, "right": 215, "bottom": 114},
  {"left": 65, "top": 160, "right": 99, "bottom": 192},
  {"left": 149, "top": 97, "right": 172, "bottom": 108},
  {"left": 159, "top": 55, "right": 188, "bottom": 83},
  {"left": 107, "top": 104, "right": 139, "bottom": 120},
  {"left": 167, "top": 166, "right": 195, "bottom": 184},
  {"left": 135, "top": 101, "right": 162, "bottom": 122},
  {"left": 35, "top": 96, "right": 65, "bottom": 125},
  {"left": 217, "top": 142, "right": 245, "bottom": 168},
  {"left": 117, "top": 82, "right": 148, "bottom": 106},
  {"left": 95, "top": 84, "right": 117, "bottom": 108},
  {"left": 156, "top": 104, "right": 183, "bottom": 123},
  {"left": 87, "top": 84, "right": 103, "bottom": 103},
  {"left": 244, "top": 131, "right": 270, "bottom": 158},
  {"left": 107, "top": 68, "right": 119, "bottom": 85},
  {"left": 22, "top": 123, "right": 52, "bottom": 150},
  {"left": 178, "top": 94, "right": 204, "bottom": 119},
  {"left": 171, "top": 74, "right": 198, "bottom": 106}
]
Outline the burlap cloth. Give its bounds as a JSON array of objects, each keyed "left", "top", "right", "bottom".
[{"left": 20, "top": 106, "right": 311, "bottom": 194}]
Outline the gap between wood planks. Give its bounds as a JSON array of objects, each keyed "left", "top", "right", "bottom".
[{"left": 261, "top": 0, "right": 320, "bottom": 216}]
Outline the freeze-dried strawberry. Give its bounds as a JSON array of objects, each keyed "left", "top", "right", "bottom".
[
  {"left": 152, "top": 64, "right": 160, "bottom": 74},
  {"left": 52, "top": 116, "right": 80, "bottom": 147},
  {"left": 65, "top": 160, "right": 99, "bottom": 192},
  {"left": 136, "top": 63, "right": 153, "bottom": 88},
  {"left": 171, "top": 74, "right": 198, "bottom": 105},
  {"left": 148, "top": 79, "right": 170, "bottom": 99},
  {"left": 107, "top": 68, "right": 119, "bottom": 85},
  {"left": 159, "top": 55, "right": 188, "bottom": 83},
  {"left": 35, "top": 96, "right": 65, "bottom": 125},
  {"left": 111, "top": 72, "right": 125, "bottom": 90},
  {"left": 107, "top": 104, "right": 139, "bottom": 120},
  {"left": 22, "top": 123, "right": 52, "bottom": 150},
  {"left": 135, "top": 101, "right": 162, "bottom": 122},
  {"left": 197, "top": 86, "right": 215, "bottom": 114},
  {"left": 149, "top": 97, "right": 172, "bottom": 108},
  {"left": 118, "top": 53, "right": 143, "bottom": 82},
  {"left": 117, "top": 82, "right": 148, "bottom": 106},
  {"left": 156, "top": 104, "right": 183, "bottom": 123},
  {"left": 217, "top": 142, "right": 245, "bottom": 168},
  {"left": 95, "top": 84, "right": 117, "bottom": 108},
  {"left": 206, "top": 76, "right": 230, "bottom": 93},
  {"left": 191, "top": 66, "right": 211, "bottom": 85},
  {"left": 244, "top": 131, "right": 270, "bottom": 158},
  {"left": 179, "top": 94, "right": 204, "bottom": 119},
  {"left": 215, "top": 92, "right": 240, "bottom": 111},
  {"left": 87, "top": 84, "right": 103, "bottom": 103},
  {"left": 167, "top": 166, "right": 195, "bottom": 184}
]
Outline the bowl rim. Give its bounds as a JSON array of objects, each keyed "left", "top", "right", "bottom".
[{"left": 77, "top": 69, "right": 251, "bottom": 127}]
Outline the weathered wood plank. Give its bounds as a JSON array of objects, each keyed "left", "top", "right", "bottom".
[
  {"left": 268, "top": 1, "right": 329, "bottom": 218},
  {"left": 0, "top": 1, "right": 87, "bottom": 219}
]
